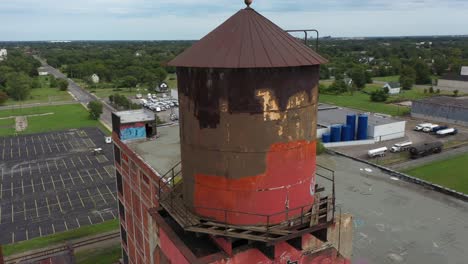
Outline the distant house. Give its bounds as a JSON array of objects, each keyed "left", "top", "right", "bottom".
[
  {"left": 0, "top": 49, "right": 7, "bottom": 61},
  {"left": 91, "top": 74, "right": 100, "bottom": 84},
  {"left": 461, "top": 66, "right": 468, "bottom": 76},
  {"left": 38, "top": 67, "right": 49, "bottom": 76},
  {"left": 383, "top": 82, "right": 401, "bottom": 95},
  {"left": 156, "top": 82, "right": 169, "bottom": 92}
]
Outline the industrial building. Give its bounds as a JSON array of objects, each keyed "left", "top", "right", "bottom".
[
  {"left": 317, "top": 104, "right": 407, "bottom": 143},
  {"left": 436, "top": 69, "right": 468, "bottom": 93},
  {"left": 412, "top": 96, "right": 468, "bottom": 126},
  {"left": 112, "top": 1, "right": 352, "bottom": 263}
]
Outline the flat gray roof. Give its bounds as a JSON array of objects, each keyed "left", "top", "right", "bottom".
[
  {"left": 415, "top": 96, "right": 468, "bottom": 110},
  {"left": 115, "top": 109, "right": 155, "bottom": 124},
  {"left": 124, "top": 123, "right": 468, "bottom": 263},
  {"left": 319, "top": 154, "right": 468, "bottom": 264},
  {"left": 317, "top": 104, "right": 399, "bottom": 127},
  {"left": 127, "top": 125, "right": 180, "bottom": 175}
]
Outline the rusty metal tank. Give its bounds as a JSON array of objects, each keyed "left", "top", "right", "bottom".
[{"left": 168, "top": 4, "right": 327, "bottom": 226}]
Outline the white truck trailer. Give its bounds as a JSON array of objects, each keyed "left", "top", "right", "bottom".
[
  {"left": 368, "top": 147, "right": 388, "bottom": 158},
  {"left": 390, "top": 141, "right": 413, "bottom": 153}
]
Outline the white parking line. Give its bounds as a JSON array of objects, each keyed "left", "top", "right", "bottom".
[
  {"left": 62, "top": 159, "right": 68, "bottom": 169},
  {"left": 23, "top": 201, "right": 26, "bottom": 220},
  {"left": 46, "top": 161, "right": 50, "bottom": 172},
  {"left": 35, "top": 200, "right": 39, "bottom": 218},
  {"left": 1, "top": 167, "right": 4, "bottom": 181},
  {"left": 12, "top": 233, "right": 15, "bottom": 244},
  {"left": 64, "top": 220, "right": 68, "bottom": 231},
  {"left": 56, "top": 195, "right": 64, "bottom": 213},
  {"left": 110, "top": 211, "right": 116, "bottom": 219},
  {"left": 51, "top": 175, "right": 56, "bottom": 190},
  {"left": 41, "top": 178, "right": 46, "bottom": 191},
  {"left": 86, "top": 156, "right": 92, "bottom": 164},
  {"left": 106, "top": 185, "right": 117, "bottom": 201},
  {"left": 78, "top": 157, "right": 85, "bottom": 166},
  {"left": 76, "top": 218, "right": 81, "bottom": 228},
  {"left": 69, "top": 172, "right": 76, "bottom": 186},
  {"left": 95, "top": 169, "right": 104, "bottom": 181},
  {"left": 29, "top": 163, "right": 32, "bottom": 175},
  {"left": 11, "top": 204, "right": 14, "bottom": 223},
  {"left": 54, "top": 160, "right": 59, "bottom": 170},
  {"left": 59, "top": 174, "right": 66, "bottom": 188},
  {"left": 86, "top": 170, "right": 95, "bottom": 182},
  {"left": 48, "top": 144, "right": 52, "bottom": 153},
  {"left": 40, "top": 143, "right": 45, "bottom": 154},
  {"left": 39, "top": 226, "right": 42, "bottom": 237},
  {"left": 87, "top": 189, "right": 96, "bottom": 206},
  {"left": 77, "top": 192, "right": 85, "bottom": 207},
  {"left": 0, "top": 205, "right": 2, "bottom": 224},
  {"left": 98, "top": 212, "right": 104, "bottom": 222},
  {"left": 10, "top": 182, "right": 13, "bottom": 197},
  {"left": 77, "top": 171, "right": 85, "bottom": 183},
  {"left": 26, "top": 146, "right": 29, "bottom": 157},
  {"left": 97, "top": 188, "right": 106, "bottom": 204},
  {"left": 0, "top": 183, "right": 2, "bottom": 199},
  {"left": 20, "top": 166, "right": 23, "bottom": 177},
  {"left": 21, "top": 180, "right": 24, "bottom": 195},
  {"left": 70, "top": 158, "right": 77, "bottom": 168},
  {"left": 55, "top": 142, "right": 60, "bottom": 152},
  {"left": 45, "top": 197, "right": 51, "bottom": 215},
  {"left": 52, "top": 224, "right": 56, "bottom": 234},
  {"left": 26, "top": 229, "right": 29, "bottom": 240},
  {"left": 66, "top": 193, "right": 73, "bottom": 208},
  {"left": 31, "top": 179, "right": 35, "bottom": 193},
  {"left": 88, "top": 216, "right": 93, "bottom": 224},
  {"left": 62, "top": 142, "right": 68, "bottom": 151},
  {"left": 33, "top": 145, "right": 37, "bottom": 155}
]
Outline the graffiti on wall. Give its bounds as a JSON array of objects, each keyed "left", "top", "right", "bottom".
[{"left": 120, "top": 122, "right": 146, "bottom": 141}]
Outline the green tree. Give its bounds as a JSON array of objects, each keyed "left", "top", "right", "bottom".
[
  {"left": 57, "top": 79, "right": 69, "bottom": 91},
  {"left": 0, "top": 91, "right": 8, "bottom": 105},
  {"left": 121, "top": 76, "right": 138, "bottom": 91},
  {"left": 49, "top": 75, "right": 58, "bottom": 88},
  {"left": 400, "top": 66, "right": 416, "bottom": 90},
  {"left": 154, "top": 68, "right": 168, "bottom": 87},
  {"left": 6, "top": 73, "right": 31, "bottom": 101},
  {"left": 413, "top": 60, "right": 432, "bottom": 84},
  {"left": 453, "top": 90, "right": 459, "bottom": 97},
  {"left": 31, "top": 78, "right": 41, "bottom": 89},
  {"left": 88, "top": 101, "right": 103, "bottom": 120},
  {"left": 350, "top": 67, "right": 366, "bottom": 89},
  {"left": 328, "top": 80, "right": 348, "bottom": 94},
  {"left": 370, "top": 90, "right": 389, "bottom": 102},
  {"left": 433, "top": 56, "right": 448, "bottom": 75}
]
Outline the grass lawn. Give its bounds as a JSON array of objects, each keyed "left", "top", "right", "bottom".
[
  {"left": 166, "top": 73, "right": 177, "bottom": 89},
  {"left": 3, "top": 220, "right": 119, "bottom": 256},
  {"left": 319, "top": 91, "right": 410, "bottom": 116},
  {"left": 404, "top": 153, "right": 468, "bottom": 194},
  {"left": 4, "top": 87, "right": 73, "bottom": 106},
  {"left": 75, "top": 244, "right": 122, "bottom": 264},
  {"left": 372, "top": 75, "right": 400, "bottom": 83},
  {"left": 363, "top": 85, "right": 431, "bottom": 103},
  {"left": 0, "top": 104, "right": 99, "bottom": 136},
  {"left": 0, "top": 118, "right": 15, "bottom": 136},
  {"left": 91, "top": 88, "right": 140, "bottom": 100}
]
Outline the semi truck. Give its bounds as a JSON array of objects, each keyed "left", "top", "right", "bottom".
[
  {"left": 390, "top": 141, "right": 413, "bottom": 153},
  {"left": 368, "top": 147, "right": 388, "bottom": 158},
  {"left": 409, "top": 142, "right": 443, "bottom": 159},
  {"left": 436, "top": 128, "right": 458, "bottom": 137}
]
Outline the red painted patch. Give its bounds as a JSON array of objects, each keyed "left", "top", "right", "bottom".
[{"left": 194, "top": 140, "right": 316, "bottom": 225}]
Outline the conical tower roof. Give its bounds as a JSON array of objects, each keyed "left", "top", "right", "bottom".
[{"left": 168, "top": 6, "right": 327, "bottom": 68}]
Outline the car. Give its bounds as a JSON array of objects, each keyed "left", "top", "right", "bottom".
[
  {"left": 136, "top": 94, "right": 142, "bottom": 99},
  {"left": 155, "top": 107, "right": 162, "bottom": 112},
  {"left": 105, "top": 137, "right": 112, "bottom": 144},
  {"left": 415, "top": 123, "right": 433, "bottom": 131}
]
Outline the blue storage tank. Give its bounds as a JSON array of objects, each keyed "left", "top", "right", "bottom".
[
  {"left": 346, "top": 114, "right": 357, "bottom": 140},
  {"left": 341, "top": 125, "right": 352, "bottom": 141},
  {"left": 357, "top": 114, "right": 369, "bottom": 140},
  {"left": 330, "top": 125, "right": 342, "bottom": 142},
  {"left": 322, "top": 133, "right": 331, "bottom": 143}
]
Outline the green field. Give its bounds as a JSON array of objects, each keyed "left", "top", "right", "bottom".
[
  {"left": 404, "top": 153, "right": 468, "bottom": 194},
  {"left": 0, "top": 118, "right": 15, "bottom": 136},
  {"left": 3, "top": 220, "right": 119, "bottom": 256},
  {"left": 372, "top": 75, "right": 400, "bottom": 83},
  {"left": 75, "top": 244, "right": 122, "bottom": 264},
  {"left": 166, "top": 73, "right": 177, "bottom": 89},
  {"left": 3, "top": 76, "right": 73, "bottom": 106},
  {"left": 0, "top": 104, "right": 100, "bottom": 136}
]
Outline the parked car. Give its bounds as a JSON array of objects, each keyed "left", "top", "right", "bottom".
[
  {"left": 436, "top": 128, "right": 458, "bottom": 137},
  {"left": 415, "top": 123, "right": 433, "bottom": 131},
  {"left": 422, "top": 124, "right": 439, "bottom": 133}
]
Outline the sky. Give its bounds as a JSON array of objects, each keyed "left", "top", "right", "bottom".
[{"left": 0, "top": 0, "right": 467, "bottom": 41}]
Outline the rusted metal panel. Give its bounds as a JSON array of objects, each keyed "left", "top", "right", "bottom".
[
  {"left": 177, "top": 66, "right": 320, "bottom": 225},
  {"left": 168, "top": 8, "right": 327, "bottom": 68}
]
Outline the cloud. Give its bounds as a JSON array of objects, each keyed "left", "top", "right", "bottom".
[{"left": 0, "top": 0, "right": 467, "bottom": 40}]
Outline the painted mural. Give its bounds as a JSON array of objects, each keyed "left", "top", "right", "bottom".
[{"left": 120, "top": 122, "right": 146, "bottom": 141}]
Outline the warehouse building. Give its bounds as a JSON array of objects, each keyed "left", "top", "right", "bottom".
[
  {"left": 436, "top": 69, "right": 468, "bottom": 93},
  {"left": 317, "top": 104, "right": 406, "bottom": 142},
  {"left": 412, "top": 96, "right": 468, "bottom": 126}
]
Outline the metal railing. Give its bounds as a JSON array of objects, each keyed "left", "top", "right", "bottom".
[{"left": 157, "top": 162, "right": 337, "bottom": 240}]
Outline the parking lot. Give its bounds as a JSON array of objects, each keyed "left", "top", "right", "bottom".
[{"left": 0, "top": 127, "right": 117, "bottom": 245}]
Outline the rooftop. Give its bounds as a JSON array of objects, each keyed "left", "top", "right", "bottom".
[
  {"left": 123, "top": 127, "right": 468, "bottom": 263},
  {"left": 317, "top": 104, "right": 400, "bottom": 127},
  {"left": 127, "top": 124, "right": 180, "bottom": 175},
  {"left": 114, "top": 109, "right": 155, "bottom": 124},
  {"left": 415, "top": 96, "right": 468, "bottom": 110},
  {"left": 168, "top": 6, "right": 327, "bottom": 68}
]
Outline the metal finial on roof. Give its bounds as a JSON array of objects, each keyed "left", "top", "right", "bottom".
[{"left": 245, "top": 0, "right": 253, "bottom": 8}]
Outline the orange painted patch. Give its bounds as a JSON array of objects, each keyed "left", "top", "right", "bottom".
[{"left": 194, "top": 140, "right": 317, "bottom": 225}]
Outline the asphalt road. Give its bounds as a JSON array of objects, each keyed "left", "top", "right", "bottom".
[{"left": 34, "top": 56, "right": 114, "bottom": 128}]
